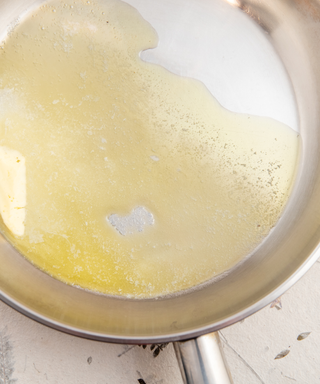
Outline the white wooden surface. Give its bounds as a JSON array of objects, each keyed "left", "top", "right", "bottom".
[{"left": 0, "top": 259, "right": 319, "bottom": 384}]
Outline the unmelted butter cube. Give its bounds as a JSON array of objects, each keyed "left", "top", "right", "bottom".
[{"left": 0, "top": 146, "right": 26, "bottom": 236}]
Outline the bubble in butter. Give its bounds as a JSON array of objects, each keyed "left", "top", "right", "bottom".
[{"left": 0, "top": 0, "right": 299, "bottom": 298}]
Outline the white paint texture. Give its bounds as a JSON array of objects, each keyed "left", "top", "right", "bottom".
[
  {"left": 222, "top": 261, "right": 320, "bottom": 384},
  {"left": 0, "top": 260, "right": 318, "bottom": 383}
]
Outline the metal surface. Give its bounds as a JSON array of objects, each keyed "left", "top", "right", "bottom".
[
  {"left": 174, "top": 332, "right": 233, "bottom": 384},
  {"left": 0, "top": 0, "right": 320, "bottom": 346}
]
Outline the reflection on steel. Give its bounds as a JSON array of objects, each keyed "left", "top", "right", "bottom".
[
  {"left": 225, "top": 0, "right": 240, "bottom": 7},
  {"left": 174, "top": 332, "right": 233, "bottom": 384}
]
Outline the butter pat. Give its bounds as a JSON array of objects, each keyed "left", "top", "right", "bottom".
[{"left": 0, "top": 146, "right": 26, "bottom": 236}]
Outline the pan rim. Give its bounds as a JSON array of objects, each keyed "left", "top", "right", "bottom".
[{"left": 0, "top": 241, "right": 319, "bottom": 344}]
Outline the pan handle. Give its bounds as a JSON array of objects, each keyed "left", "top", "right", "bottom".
[{"left": 173, "top": 332, "right": 234, "bottom": 384}]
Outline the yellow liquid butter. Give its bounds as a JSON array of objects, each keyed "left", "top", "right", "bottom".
[{"left": 0, "top": 0, "right": 299, "bottom": 297}]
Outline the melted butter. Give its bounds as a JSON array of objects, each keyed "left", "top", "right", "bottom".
[
  {"left": 0, "top": 146, "right": 26, "bottom": 236},
  {"left": 0, "top": 0, "right": 299, "bottom": 298}
]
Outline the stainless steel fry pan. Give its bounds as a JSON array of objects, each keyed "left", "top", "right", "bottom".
[{"left": 1, "top": 0, "right": 320, "bottom": 383}]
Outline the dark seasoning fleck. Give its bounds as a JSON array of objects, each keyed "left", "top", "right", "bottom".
[
  {"left": 139, "top": 343, "right": 169, "bottom": 358},
  {"left": 274, "top": 349, "right": 290, "bottom": 360},
  {"left": 136, "top": 345, "right": 170, "bottom": 383},
  {"left": 274, "top": 331, "right": 312, "bottom": 360},
  {"left": 297, "top": 332, "right": 311, "bottom": 341}
]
